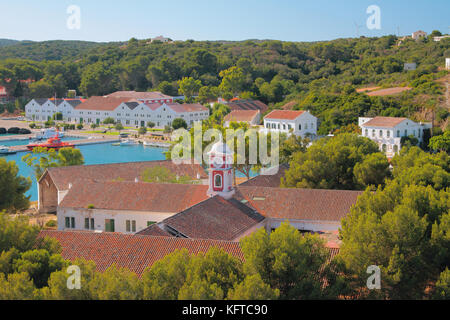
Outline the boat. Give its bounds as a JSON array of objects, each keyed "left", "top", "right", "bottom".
[
  {"left": 26, "top": 136, "right": 74, "bottom": 151},
  {"left": 119, "top": 139, "right": 137, "bottom": 146},
  {"left": 35, "top": 128, "right": 64, "bottom": 140},
  {"left": 0, "top": 145, "right": 17, "bottom": 155}
]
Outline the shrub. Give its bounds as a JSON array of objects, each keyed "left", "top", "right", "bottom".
[{"left": 76, "top": 124, "right": 84, "bottom": 130}]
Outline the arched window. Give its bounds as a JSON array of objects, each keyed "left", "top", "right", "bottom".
[
  {"left": 387, "top": 131, "right": 390, "bottom": 138},
  {"left": 214, "top": 174, "right": 222, "bottom": 188},
  {"left": 379, "top": 130, "right": 383, "bottom": 137},
  {"left": 393, "top": 145, "right": 399, "bottom": 153},
  {"left": 299, "top": 124, "right": 302, "bottom": 130},
  {"left": 382, "top": 144, "right": 387, "bottom": 152},
  {"left": 365, "top": 129, "right": 368, "bottom": 136}
]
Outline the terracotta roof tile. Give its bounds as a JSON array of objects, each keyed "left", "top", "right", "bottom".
[
  {"left": 227, "top": 99, "right": 268, "bottom": 114},
  {"left": 75, "top": 96, "right": 134, "bottom": 111},
  {"left": 44, "top": 160, "right": 207, "bottom": 191},
  {"left": 136, "top": 224, "right": 174, "bottom": 237},
  {"left": 60, "top": 180, "right": 209, "bottom": 213},
  {"left": 362, "top": 116, "right": 408, "bottom": 128},
  {"left": 37, "top": 231, "right": 243, "bottom": 277},
  {"left": 161, "top": 196, "right": 266, "bottom": 241},
  {"left": 234, "top": 186, "right": 362, "bottom": 222},
  {"left": 223, "top": 110, "right": 260, "bottom": 123},
  {"left": 37, "top": 231, "right": 340, "bottom": 277},
  {"left": 264, "top": 110, "right": 305, "bottom": 120}
]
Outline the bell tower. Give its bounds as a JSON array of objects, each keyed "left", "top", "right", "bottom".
[{"left": 207, "top": 142, "right": 235, "bottom": 200}]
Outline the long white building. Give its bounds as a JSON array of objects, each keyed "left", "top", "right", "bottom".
[
  {"left": 359, "top": 116, "right": 432, "bottom": 157},
  {"left": 25, "top": 91, "right": 209, "bottom": 128}
]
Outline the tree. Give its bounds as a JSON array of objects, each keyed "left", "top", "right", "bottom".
[
  {"left": 282, "top": 134, "right": 382, "bottom": 190},
  {"left": 354, "top": 152, "right": 391, "bottom": 189},
  {"left": 178, "top": 247, "right": 243, "bottom": 300},
  {"left": 0, "top": 213, "right": 39, "bottom": 253},
  {"left": 429, "top": 131, "right": 450, "bottom": 153},
  {"left": 198, "top": 86, "right": 219, "bottom": 104},
  {"left": 279, "top": 134, "right": 308, "bottom": 164},
  {"left": 13, "top": 249, "right": 67, "bottom": 288},
  {"left": 240, "top": 222, "right": 333, "bottom": 299},
  {"left": 177, "top": 77, "right": 202, "bottom": 102},
  {"left": 172, "top": 118, "right": 187, "bottom": 130},
  {"left": 434, "top": 268, "right": 450, "bottom": 299},
  {"left": 0, "top": 159, "right": 31, "bottom": 212},
  {"left": 142, "top": 249, "right": 190, "bottom": 300},
  {"left": 115, "top": 122, "right": 124, "bottom": 132},
  {"left": 0, "top": 272, "right": 36, "bottom": 300},
  {"left": 103, "top": 117, "right": 116, "bottom": 125},
  {"left": 147, "top": 121, "right": 155, "bottom": 128},
  {"left": 138, "top": 126, "right": 147, "bottom": 135},
  {"left": 219, "top": 66, "right": 245, "bottom": 97},
  {"left": 227, "top": 274, "right": 279, "bottom": 300},
  {"left": 22, "top": 147, "right": 85, "bottom": 180}
]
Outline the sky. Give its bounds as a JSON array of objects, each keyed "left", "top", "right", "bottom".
[{"left": 0, "top": 0, "right": 449, "bottom": 43}]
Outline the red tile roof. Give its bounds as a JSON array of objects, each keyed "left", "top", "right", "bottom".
[
  {"left": 136, "top": 224, "right": 173, "bottom": 237},
  {"left": 235, "top": 186, "right": 363, "bottom": 222},
  {"left": 361, "top": 116, "right": 408, "bottom": 128},
  {"left": 75, "top": 96, "right": 134, "bottom": 111},
  {"left": 43, "top": 160, "right": 207, "bottom": 191},
  {"left": 223, "top": 110, "right": 260, "bottom": 123},
  {"left": 166, "top": 103, "right": 209, "bottom": 113},
  {"left": 107, "top": 91, "right": 173, "bottom": 100},
  {"left": 227, "top": 99, "right": 268, "bottom": 114},
  {"left": 37, "top": 231, "right": 340, "bottom": 277},
  {"left": 264, "top": 110, "right": 305, "bottom": 120},
  {"left": 60, "top": 180, "right": 209, "bottom": 213},
  {"left": 37, "top": 231, "right": 243, "bottom": 277},
  {"left": 160, "top": 196, "right": 266, "bottom": 241}
]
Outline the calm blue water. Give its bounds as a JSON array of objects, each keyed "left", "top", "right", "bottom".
[
  {"left": 0, "top": 136, "right": 84, "bottom": 147},
  {"left": 2, "top": 143, "right": 168, "bottom": 201}
]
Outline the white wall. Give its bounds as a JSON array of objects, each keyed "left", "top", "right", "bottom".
[
  {"left": 263, "top": 111, "right": 318, "bottom": 138},
  {"left": 57, "top": 207, "right": 176, "bottom": 234}
]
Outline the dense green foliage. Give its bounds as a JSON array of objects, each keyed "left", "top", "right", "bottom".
[
  {"left": 338, "top": 146, "right": 450, "bottom": 299},
  {"left": 0, "top": 159, "right": 31, "bottom": 212},
  {"left": 281, "top": 133, "right": 390, "bottom": 190},
  {"left": 22, "top": 147, "right": 85, "bottom": 180},
  {"left": 0, "top": 36, "right": 448, "bottom": 132}
]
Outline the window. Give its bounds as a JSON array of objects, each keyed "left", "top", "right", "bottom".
[
  {"left": 85, "top": 218, "right": 94, "bottom": 230},
  {"left": 105, "top": 219, "right": 115, "bottom": 232},
  {"left": 372, "top": 130, "right": 376, "bottom": 137},
  {"left": 365, "top": 129, "right": 368, "bottom": 136},
  {"left": 299, "top": 124, "right": 302, "bottom": 130},
  {"left": 305, "top": 123, "right": 308, "bottom": 130},
  {"left": 404, "top": 129, "right": 407, "bottom": 137},
  {"left": 379, "top": 130, "right": 383, "bottom": 137},
  {"left": 126, "top": 220, "right": 137, "bottom": 232},
  {"left": 147, "top": 221, "right": 156, "bottom": 227},
  {"left": 214, "top": 174, "right": 222, "bottom": 188},
  {"left": 387, "top": 131, "right": 390, "bottom": 138},
  {"left": 65, "top": 217, "right": 75, "bottom": 229},
  {"left": 397, "top": 130, "right": 400, "bottom": 137}
]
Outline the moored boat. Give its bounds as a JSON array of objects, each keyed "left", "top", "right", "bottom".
[
  {"left": 26, "top": 136, "right": 75, "bottom": 151},
  {"left": 0, "top": 145, "right": 17, "bottom": 155}
]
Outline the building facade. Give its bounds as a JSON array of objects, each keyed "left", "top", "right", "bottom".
[
  {"left": 359, "top": 116, "right": 432, "bottom": 157},
  {"left": 263, "top": 110, "right": 318, "bottom": 138},
  {"left": 25, "top": 91, "right": 209, "bottom": 128}
]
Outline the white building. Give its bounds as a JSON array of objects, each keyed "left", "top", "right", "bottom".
[
  {"left": 412, "top": 30, "right": 427, "bottom": 40},
  {"left": 25, "top": 91, "right": 209, "bottom": 128},
  {"left": 446, "top": 58, "right": 450, "bottom": 70},
  {"left": 263, "top": 110, "right": 318, "bottom": 138},
  {"left": 359, "top": 116, "right": 432, "bottom": 157},
  {"left": 57, "top": 180, "right": 209, "bottom": 234}
]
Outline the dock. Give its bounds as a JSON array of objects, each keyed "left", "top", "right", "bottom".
[{"left": 4, "top": 135, "right": 120, "bottom": 153}]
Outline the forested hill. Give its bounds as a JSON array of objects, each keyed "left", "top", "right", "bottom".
[
  {"left": 0, "top": 34, "right": 449, "bottom": 132},
  {"left": 0, "top": 39, "right": 20, "bottom": 47}
]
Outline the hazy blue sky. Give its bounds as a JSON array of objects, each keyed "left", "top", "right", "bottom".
[{"left": 1, "top": 0, "right": 449, "bottom": 42}]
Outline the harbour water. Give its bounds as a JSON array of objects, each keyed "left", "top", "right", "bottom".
[{"left": 2, "top": 142, "right": 168, "bottom": 201}]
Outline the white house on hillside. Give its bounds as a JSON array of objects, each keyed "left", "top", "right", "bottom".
[
  {"left": 263, "top": 110, "right": 318, "bottom": 138},
  {"left": 359, "top": 116, "right": 432, "bottom": 157}
]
